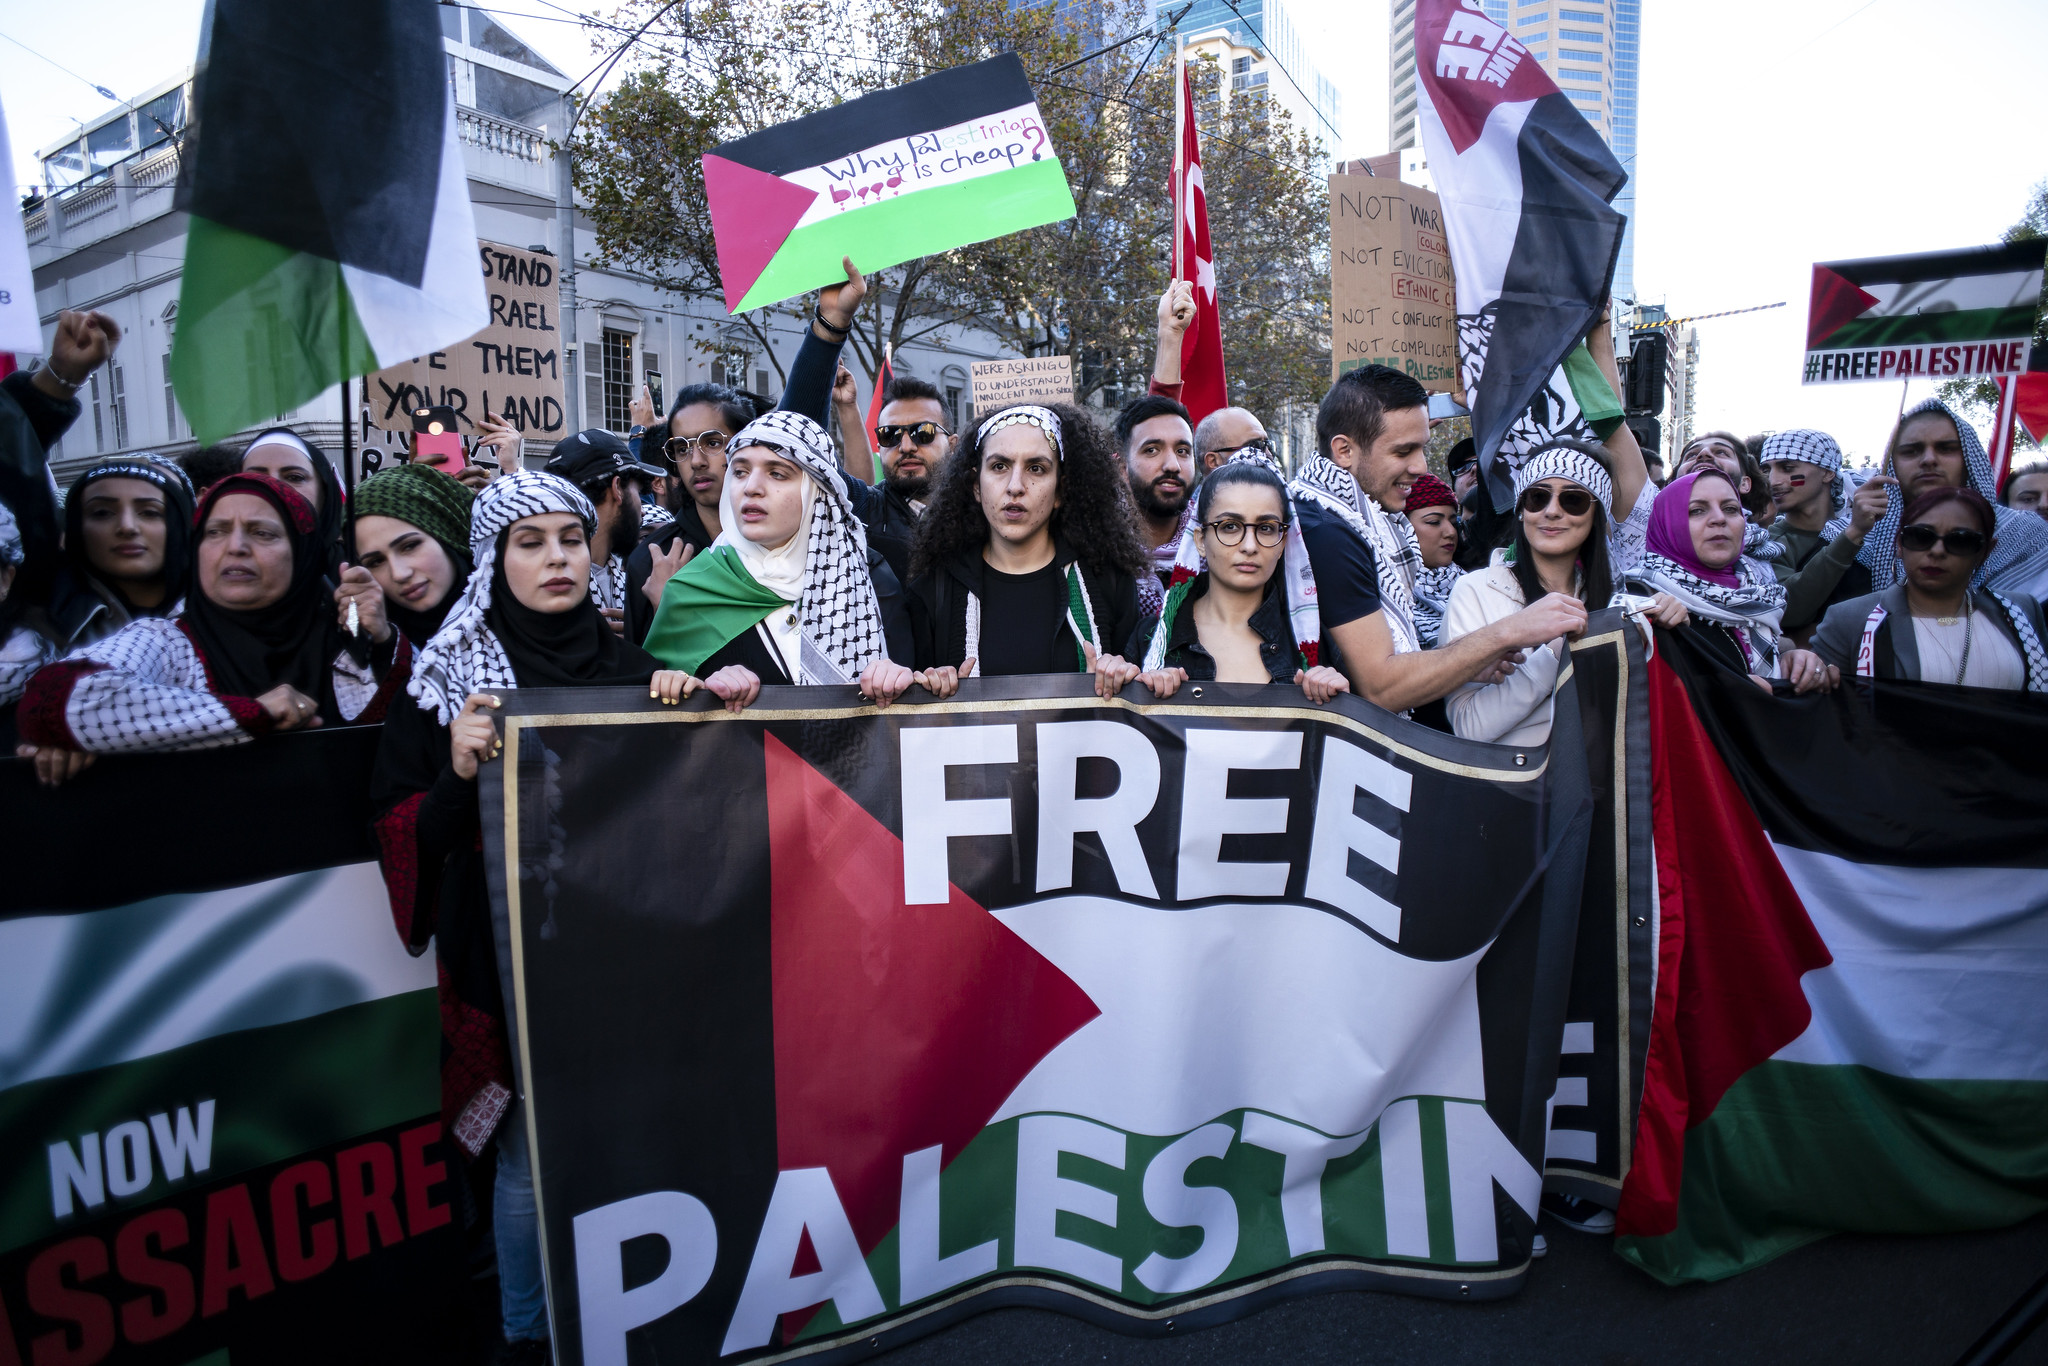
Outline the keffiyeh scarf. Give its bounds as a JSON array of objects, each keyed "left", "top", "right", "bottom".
[
  {"left": 1854, "top": 591, "right": 2048, "bottom": 693},
  {"left": 1628, "top": 553, "right": 1788, "bottom": 673},
  {"left": 410, "top": 471, "right": 593, "bottom": 725},
  {"left": 1292, "top": 452, "right": 1424, "bottom": 655},
  {"left": 1412, "top": 565, "right": 1465, "bottom": 649}
]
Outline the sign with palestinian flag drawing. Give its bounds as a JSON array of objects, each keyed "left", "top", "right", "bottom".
[
  {"left": 0, "top": 730, "right": 465, "bottom": 1364},
  {"left": 702, "top": 55, "right": 1076, "bottom": 314},
  {"left": 1803, "top": 241, "right": 2045, "bottom": 385},
  {"left": 1615, "top": 629, "right": 2048, "bottom": 1284},
  {"left": 484, "top": 674, "right": 1598, "bottom": 1363}
]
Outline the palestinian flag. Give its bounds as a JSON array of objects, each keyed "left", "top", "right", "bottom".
[
  {"left": 702, "top": 55, "right": 1076, "bottom": 314},
  {"left": 488, "top": 676, "right": 1598, "bottom": 1363},
  {"left": 0, "top": 728, "right": 463, "bottom": 1362},
  {"left": 1413, "top": 0, "right": 1627, "bottom": 512},
  {"left": 170, "top": 0, "right": 488, "bottom": 444},
  {"left": 1804, "top": 241, "right": 2045, "bottom": 386},
  {"left": 1615, "top": 628, "right": 2048, "bottom": 1284}
]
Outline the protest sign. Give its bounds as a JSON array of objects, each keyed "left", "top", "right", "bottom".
[
  {"left": 703, "top": 54, "right": 1076, "bottom": 313},
  {"left": 366, "top": 240, "right": 567, "bottom": 440},
  {"left": 482, "top": 671, "right": 1599, "bottom": 1364},
  {"left": 1329, "top": 175, "right": 1461, "bottom": 395},
  {"left": 1803, "top": 241, "right": 2044, "bottom": 385},
  {"left": 0, "top": 104, "right": 40, "bottom": 354},
  {"left": 970, "top": 355, "right": 1074, "bottom": 411},
  {"left": 1, "top": 730, "right": 465, "bottom": 1365}
]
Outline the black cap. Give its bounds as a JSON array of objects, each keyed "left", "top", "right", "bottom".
[{"left": 544, "top": 429, "right": 664, "bottom": 486}]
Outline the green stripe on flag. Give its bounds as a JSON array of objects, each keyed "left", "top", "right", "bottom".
[
  {"left": 643, "top": 544, "right": 787, "bottom": 676},
  {"left": 1616, "top": 1060, "right": 2048, "bottom": 1286},
  {"left": 0, "top": 990, "right": 438, "bottom": 1255},
  {"left": 170, "top": 214, "right": 380, "bottom": 444},
  {"left": 1814, "top": 305, "right": 2041, "bottom": 351},
  {"left": 736, "top": 158, "right": 1076, "bottom": 314}
]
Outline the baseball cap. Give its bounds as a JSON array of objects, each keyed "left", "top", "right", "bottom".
[{"left": 544, "top": 429, "right": 664, "bottom": 486}]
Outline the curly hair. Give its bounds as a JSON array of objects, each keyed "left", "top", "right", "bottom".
[{"left": 909, "top": 402, "right": 1148, "bottom": 581}]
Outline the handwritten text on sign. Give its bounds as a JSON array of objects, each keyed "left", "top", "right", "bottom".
[
  {"left": 1329, "top": 177, "right": 1461, "bottom": 395},
  {"left": 970, "top": 356, "right": 1074, "bottom": 412},
  {"left": 786, "top": 102, "right": 1053, "bottom": 231},
  {"left": 367, "top": 241, "right": 566, "bottom": 439}
]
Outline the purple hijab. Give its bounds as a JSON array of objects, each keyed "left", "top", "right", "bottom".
[{"left": 1645, "top": 470, "right": 1743, "bottom": 588}]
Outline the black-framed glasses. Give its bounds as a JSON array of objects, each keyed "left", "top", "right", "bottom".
[
  {"left": 1898, "top": 523, "right": 1988, "bottom": 555},
  {"left": 1520, "top": 485, "right": 1594, "bottom": 516},
  {"left": 875, "top": 421, "right": 948, "bottom": 448},
  {"left": 1208, "top": 437, "right": 1273, "bottom": 459},
  {"left": 1204, "top": 517, "right": 1289, "bottom": 547},
  {"left": 664, "top": 430, "right": 730, "bottom": 460}
]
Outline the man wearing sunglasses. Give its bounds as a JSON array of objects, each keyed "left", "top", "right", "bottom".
[{"left": 1193, "top": 407, "right": 1273, "bottom": 475}]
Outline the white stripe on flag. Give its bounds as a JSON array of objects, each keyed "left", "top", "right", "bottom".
[
  {"left": 346, "top": 88, "right": 490, "bottom": 368},
  {"left": 1770, "top": 843, "right": 2048, "bottom": 1082},
  {"left": 1415, "top": 80, "right": 1534, "bottom": 314},
  {"left": 783, "top": 101, "right": 1050, "bottom": 232},
  {"left": 1858, "top": 270, "right": 2044, "bottom": 318}
]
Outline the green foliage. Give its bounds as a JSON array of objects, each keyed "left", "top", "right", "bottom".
[{"left": 1936, "top": 179, "right": 2046, "bottom": 452}]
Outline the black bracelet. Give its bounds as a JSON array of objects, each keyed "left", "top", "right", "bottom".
[{"left": 813, "top": 307, "right": 850, "bottom": 337}]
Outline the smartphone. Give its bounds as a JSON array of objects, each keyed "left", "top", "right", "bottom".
[
  {"left": 411, "top": 405, "right": 466, "bottom": 471},
  {"left": 645, "top": 371, "right": 665, "bottom": 419}
]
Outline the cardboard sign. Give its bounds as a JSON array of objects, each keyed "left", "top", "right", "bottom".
[
  {"left": 1329, "top": 176, "right": 1461, "bottom": 396},
  {"left": 366, "top": 241, "right": 566, "bottom": 439},
  {"left": 970, "top": 355, "right": 1074, "bottom": 410}
]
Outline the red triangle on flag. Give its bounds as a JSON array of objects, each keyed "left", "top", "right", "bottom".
[
  {"left": 2014, "top": 371, "right": 2048, "bottom": 446},
  {"left": 1806, "top": 264, "right": 1880, "bottom": 350},
  {"left": 765, "top": 732, "right": 1100, "bottom": 1263},
  {"left": 702, "top": 154, "right": 819, "bottom": 314}
]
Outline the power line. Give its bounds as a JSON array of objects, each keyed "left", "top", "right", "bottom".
[
  {"left": 1217, "top": 0, "right": 1341, "bottom": 144},
  {"left": 0, "top": 30, "right": 118, "bottom": 100}
]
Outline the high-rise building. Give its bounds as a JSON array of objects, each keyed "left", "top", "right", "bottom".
[
  {"left": 1154, "top": 0, "right": 1343, "bottom": 155},
  {"left": 1389, "top": 0, "right": 1637, "bottom": 304}
]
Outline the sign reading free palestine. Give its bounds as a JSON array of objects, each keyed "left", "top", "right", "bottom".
[
  {"left": 703, "top": 55, "right": 1078, "bottom": 314},
  {"left": 1803, "top": 240, "right": 2045, "bottom": 385}
]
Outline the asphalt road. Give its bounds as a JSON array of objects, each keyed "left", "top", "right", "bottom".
[{"left": 877, "top": 1215, "right": 2048, "bottom": 1366}]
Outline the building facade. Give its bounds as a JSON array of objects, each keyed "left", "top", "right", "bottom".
[
  {"left": 23, "top": 10, "right": 1000, "bottom": 483},
  {"left": 1389, "top": 0, "right": 1637, "bottom": 304},
  {"left": 1155, "top": 0, "right": 1343, "bottom": 154}
]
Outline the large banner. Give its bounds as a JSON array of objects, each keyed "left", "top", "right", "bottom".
[
  {"left": 483, "top": 669, "right": 1602, "bottom": 1364},
  {"left": 1, "top": 731, "right": 466, "bottom": 1365}
]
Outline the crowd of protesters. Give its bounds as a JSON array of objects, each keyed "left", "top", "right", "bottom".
[{"left": 4, "top": 263, "right": 2044, "bottom": 1360}]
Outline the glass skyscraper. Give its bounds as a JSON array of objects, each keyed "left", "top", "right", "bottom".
[{"left": 1152, "top": 0, "right": 1344, "bottom": 153}]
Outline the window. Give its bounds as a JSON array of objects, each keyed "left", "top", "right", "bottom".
[
  {"left": 44, "top": 142, "right": 87, "bottom": 190},
  {"left": 87, "top": 374, "right": 105, "bottom": 453},
  {"left": 756, "top": 369, "right": 771, "bottom": 397},
  {"left": 601, "top": 330, "right": 634, "bottom": 431},
  {"left": 1567, "top": 89, "right": 1602, "bottom": 105},
  {"left": 109, "top": 365, "right": 128, "bottom": 449},
  {"left": 1517, "top": 0, "right": 1547, "bottom": 6},
  {"left": 1559, "top": 68, "right": 1602, "bottom": 82},
  {"left": 86, "top": 118, "right": 133, "bottom": 176},
  {"left": 470, "top": 14, "right": 562, "bottom": 75},
  {"left": 1559, "top": 9, "right": 1604, "bottom": 23},
  {"left": 1560, "top": 27, "right": 1602, "bottom": 39},
  {"left": 473, "top": 67, "right": 560, "bottom": 128},
  {"left": 163, "top": 352, "right": 184, "bottom": 441},
  {"left": 1516, "top": 30, "right": 1547, "bottom": 43},
  {"left": 1232, "top": 55, "right": 1251, "bottom": 74},
  {"left": 1528, "top": 47, "right": 1548, "bottom": 58},
  {"left": 945, "top": 386, "right": 963, "bottom": 430},
  {"left": 1516, "top": 12, "right": 1549, "bottom": 24},
  {"left": 1560, "top": 46, "right": 1602, "bottom": 59},
  {"left": 139, "top": 89, "right": 185, "bottom": 150}
]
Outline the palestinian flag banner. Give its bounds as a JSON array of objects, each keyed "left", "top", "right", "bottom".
[
  {"left": 703, "top": 55, "right": 1076, "bottom": 314},
  {"left": 1413, "top": 0, "right": 1628, "bottom": 512},
  {"left": 170, "top": 0, "right": 488, "bottom": 444},
  {"left": 0, "top": 730, "right": 464, "bottom": 1364},
  {"left": 483, "top": 673, "right": 1598, "bottom": 1363},
  {"left": 1803, "top": 241, "right": 2044, "bottom": 386},
  {"left": 1615, "top": 628, "right": 2048, "bottom": 1284}
]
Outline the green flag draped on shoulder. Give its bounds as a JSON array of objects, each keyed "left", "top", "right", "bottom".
[
  {"left": 170, "top": 0, "right": 488, "bottom": 443},
  {"left": 645, "top": 544, "right": 789, "bottom": 677}
]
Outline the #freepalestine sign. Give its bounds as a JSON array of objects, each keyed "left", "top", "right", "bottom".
[{"left": 481, "top": 670, "right": 1601, "bottom": 1364}]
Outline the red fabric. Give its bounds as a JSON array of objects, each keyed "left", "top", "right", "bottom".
[
  {"left": 1173, "top": 60, "right": 1227, "bottom": 427},
  {"left": 17, "top": 659, "right": 101, "bottom": 748},
  {"left": 373, "top": 792, "right": 435, "bottom": 949},
  {"left": 1805, "top": 264, "right": 1881, "bottom": 350},
  {"left": 1414, "top": 0, "right": 1558, "bottom": 155},
  {"left": 865, "top": 350, "right": 893, "bottom": 442},
  {"left": 2015, "top": 371, "right": 2048, "bottom": 447},
  {"left": 1988, "top": 376, "right": 2022, "bottom": 489},
  {"left": 1615, "top": 653, "right": 1832, "bottom": 1237},
  {"left": 1148, "top": 378, "right": 1184, "bottom": 402},
  {"left": 1404, "top": 474, "right": 1457, "bottom": 513},
  {"left": 221, "top": 695, "right": 273, "bottom": 734},
  {"left": 194, "top": 471, "right": 317, "bottom": 535},
  {"left": 438, "top": 958, "right": 512, "bottom": 1142},
  {"left": 356, "top": 635, "right": 413, "bottom": 725}
]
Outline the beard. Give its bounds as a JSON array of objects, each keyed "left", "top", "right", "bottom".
[
  {"left": 610, "top": 505, "right": 642, "bottom": 559},
  {"left": 1133, "top": 473, "right": 1190, "bottom": 521},
  {"left": 885, "top": 470, "right": 931, "bottom": 502}
]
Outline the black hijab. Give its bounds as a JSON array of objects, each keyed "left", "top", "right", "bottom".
[
  {"left": 63, "top": 457, "right": 195, "bottom": 615},
  {"left": 183, "top": 473, "right": 348, "bottom": 721},
  {"left": 238, "top": 428, "right": 346, "bottom": 573},
  {"left": 483, "top": 527, "right": 658, "bottom": 690}
]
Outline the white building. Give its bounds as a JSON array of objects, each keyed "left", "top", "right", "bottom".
[
  {"left": 22, "top": 9, "right": 1000, "bottom": 483},
  {"left": 1157, "top": 0, "right": 1342, "bottom": 156}
]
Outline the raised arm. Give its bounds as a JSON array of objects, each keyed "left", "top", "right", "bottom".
[
  {"left": 1585, "top": 304, "right": 1648, "bottom": 526},
  {"left": 781, "top": 256, "right": 868, "bottom": 429}
]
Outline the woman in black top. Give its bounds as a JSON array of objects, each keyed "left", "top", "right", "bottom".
[{"left": 908, "top": 402, "right": 1147, "bottom": 698}]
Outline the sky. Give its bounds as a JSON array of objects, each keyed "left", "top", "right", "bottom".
[{"left": 4, "top": 0, "right": 2044, "bottom": 461}]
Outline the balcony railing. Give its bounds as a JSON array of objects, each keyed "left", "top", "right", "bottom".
[{"left": 458, "top": 107, "right": 547, "bottom": 162}]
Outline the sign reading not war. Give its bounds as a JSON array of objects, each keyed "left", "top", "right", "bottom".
[
  {"left": 1329, "top": 176, "right": 1461, "bottom": 394},
  {"left": 482, "top": 674, "right": 1597, "bottom": 1364}
]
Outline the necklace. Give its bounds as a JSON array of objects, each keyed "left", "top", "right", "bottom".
[{"left": 1953, "top": 604, "right": 1973, "bottom": 685}]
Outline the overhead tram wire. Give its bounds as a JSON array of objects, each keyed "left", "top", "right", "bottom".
[
  {"left": 1218, "top": 0, "right": 1342, "bottom": 146},
  {"left": 0, "top": 31, "right": 119, "bottom": 100}
]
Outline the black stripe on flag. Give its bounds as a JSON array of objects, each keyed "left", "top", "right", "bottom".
[
  {"left": 710, "top": 53, "right": 1038, "bottom": 176},
  {"left": 178, "top": 0, "right": 444, "bottom": 285},
  {"left": 1818, "top": 240, "right": 2047, "bottom": 287},
  {"left": 1658, "top": 626, "right": 2048, "bottom": 870}
]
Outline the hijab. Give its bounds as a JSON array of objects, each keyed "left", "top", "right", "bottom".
[
  {"left": 1632, "top": 471, "right": 1786, "bottom": 669},
  {"left": 409, "top": 471, "right": 656, "bottom": 725},
  {"left": 1645, "top": 470, "right": 1739, "bottom": 587},
  {"left": 240, "top": 428, "right": 345, "bottom": 570},
  {"left": 182, "top": 472, "right": 346, "bottom": 719},
  {"left": 350, "top": 462, "right": 476, "bottom": 642},
  {"left": 62, "top": 456, "right": 196, "bottom": 617}
]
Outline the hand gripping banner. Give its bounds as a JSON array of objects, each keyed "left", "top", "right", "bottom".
[{"left": 481, "top": 664, "right": 1603, "bottom": 1363}]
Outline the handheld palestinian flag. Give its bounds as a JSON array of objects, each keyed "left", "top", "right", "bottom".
[
  {"left": 702, "top": 55, "right": 1076, "bottom": 314},
  {"left": 1615, "top": 628, "right": 2048, "bottom": 1284},
  {"left": 1414, "top": 0, "right": 1628, "bottom": 512},
  {"left": 1803, "top": 241, "right": 2045, "bottom": 385},
  {"left": 170, "top": 0, "right": 488, "bottom": 444}
]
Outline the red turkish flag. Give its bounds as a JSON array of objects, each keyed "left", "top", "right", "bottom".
[{"left": 1174, "top": 57, "right": 1228, "bottom": 426}]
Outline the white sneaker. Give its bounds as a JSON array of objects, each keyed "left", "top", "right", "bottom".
[{"left": 1531, "top": 1232, "right": 1548, "bottom": 1259}]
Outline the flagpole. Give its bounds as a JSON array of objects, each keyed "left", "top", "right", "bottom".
[{"left": 1172, "top": 35, "right": 1185, "bottom": 287}]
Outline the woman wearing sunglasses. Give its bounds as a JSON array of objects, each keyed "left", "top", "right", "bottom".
[
  {"left": 1443, "top": 443, "right": 1681, "bottom": 745},
  {"left": 1131, "top": 461, "right": 1351, "bottom": 702},
  {"left": 1813, "top": 486, "right": 2047, "bottom": 692}
]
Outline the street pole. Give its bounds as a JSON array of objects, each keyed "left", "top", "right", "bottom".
[{"left": 558, "top": 92, "right": 580, "bottom": 439}]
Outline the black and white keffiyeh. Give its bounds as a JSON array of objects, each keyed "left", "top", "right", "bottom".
[
  {"left": 724, "top": 409, "right": 887, "bottom": 685},
  {"left": 1412, "top": 565, "right": 1465, "bottom": 649},
  {"left": 1763, "top": 428, "right": 1847, "bottom": 520},
  {"left": 1291, "top": 452, "right": 1425, "bottom": 654},
  {"left": 410, "top": 471, "right": 595, "bottom": 725},
  {"left": 1512, "top": 443, "right": 1614, "bottom": 519},
  {"left": 1626, "top": 553, "right": 1789, "bottom": 673}
]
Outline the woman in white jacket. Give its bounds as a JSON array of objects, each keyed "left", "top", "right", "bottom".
[{"left": 1443, "top": 443, "right": 1684, "bottom": 746}]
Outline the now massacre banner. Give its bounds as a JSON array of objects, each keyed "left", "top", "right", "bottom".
[
  {"left": 0, "top": 730, "right": 465, "bottom": 1365},
  {"left": 483, "top": 669, "right": 1604, "bottom": 1364}
]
